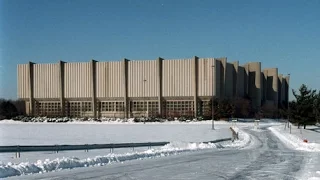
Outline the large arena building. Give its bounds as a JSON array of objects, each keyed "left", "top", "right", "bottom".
[{"left": 17, "top": 57, "right": 289, "bottom": 118}]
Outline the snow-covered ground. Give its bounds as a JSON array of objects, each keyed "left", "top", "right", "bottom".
[
  {"left": 0, "top": 120, "right": 238, "bottom": 146},
  {"left": 0, "top": 120, "right": 253, "bottom": 178},
  {"left": 0, "top": 119, "right": 319, "bottom": 179},
  {"left": 269, "top": 124, "right": 320, "bottom": 152},
  {"left": 268, "top": 123, "right": 320, "bottom": 180}
]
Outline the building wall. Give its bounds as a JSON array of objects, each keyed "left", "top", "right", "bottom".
[
  {"left": 245, "top": 62, "right": 262, "bottom": 109},
  {"left": 197, "top": 58, "right": 215, "bottom": 97},
  {"left": 33, "top": 64, "right": 60, "bottom": 99},
  {"left": 278, "top": 74, "right": 285, "bottom": 105},
  {"left": 17, "top": 57, "right": 288, "bottom": 118},
  {"left": 128, "top": 60, "right": 158, "bottom": 97},
  {"left": 162, "top": 59, "right": 194, "bottom": 97},
  {"left": 225, "top": 62, "right": 235, "bottom": 98},
  {"left": 96, "top": 61, "right": 123, "bottom": 98},
  {"left": 262, "top": 68, "right": 278, "bottom": 107},
  {"left": 64, "top": 62, "right": 92, "bottom": 98},
  {"left": 232, "top": 61, "right": 239, "bottom": 97},
  {"left": 237, "top": 65, "right": 246, "bottom": 97},
  {"left": 17, "top": 64, "right": 30, "bottom": 99},
  {"left": 215, "top": 58, "right": 227, "bottom": 98}
]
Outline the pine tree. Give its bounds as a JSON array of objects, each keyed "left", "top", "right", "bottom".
[
  {"left": 313, "top": 91, "right": 320, "bottom": 124},
  {"left": 291, "top": 84, "right": 317, "bottom": 129}
]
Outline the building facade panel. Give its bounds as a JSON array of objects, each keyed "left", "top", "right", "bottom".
[
  {"left": 263, "top": 68, "right": 278, "bottom": 107},
  {"left": 232, "top": 61, "right": 239, "bottom": 97},
  {"left": 96, "top": 61, "right": 123, "bottom": 98},
  {"left": 162, "top": 59, "right": 193, "bottom": 97},
  {"left": 278, "top": 74, "right": 285, "bottom": 104},
  {"left": 64, "top": 62, "right": 92, "bottom": 98},
  {"left": 197, "top": 58, "right": 215, "bottom": 97},
  {"left": 215, "top": 58, "right": 227, "bottom": 98},
  {"left": 33, "top": 64, "right": 60, "bottom": 99},
  {"left": 128, "top": 60, "right": 158, "bottom": 97},
  {"left": 247, "top": 62, "right": 262, "bottom": 109},
  {"left": 17, "top": 64, "right": 30, "bottom": 99},
  {"left": 214, "top": 59, "right": 222, "bottom": 98},
  {"left": 237, "top": 66, "right": 245, "bottom": 97},
  {"left": 225, "top": 62, "right": 234, "bottom": 97}
]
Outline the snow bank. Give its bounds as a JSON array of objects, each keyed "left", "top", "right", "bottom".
[
  {"left": 269, "top": 126, "right": 320, "bottom": 152},
  {"left": 0, "top": 141, "right": 218, "bottom": 178},
  {"left": 221, "top": 126, "right": 252, "bottom": 149},
  {"left": 0, "top": 118, "right": 231, "bottom": 125}
]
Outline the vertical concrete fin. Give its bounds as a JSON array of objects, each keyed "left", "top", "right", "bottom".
[
  {"left": 193, "top": 56, "right": 199, "bottom": 117},
  {"left": 91, "top": 59, "right": 97, "bottom": 118},
  {"left": 157, "top": 57, "right": 163, "bottom": 117},
  {"left": 123, "top": 58, "right": 129, "bottom": 118},
  {"left": 215, "top": 57, "right": 227, "bottom": 98},
  {"left": 285, "top": 75, "right": 290, "bottom": 105},
  {"left": 273, "top": 68, "right": 279, "bottom": 108},
  {"left": 28, "top": 61, "right": 35, "bottom": 116},
  {"left": 232, "top": 61, "right": 239, "bottom": 97},
  {"left": 214, "top": 59, "right": 221, "bottom": 98},
  {"left": 58, "top": 60, "right": 65, "bottom": 116}
]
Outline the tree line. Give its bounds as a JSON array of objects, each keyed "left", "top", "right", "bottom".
[
  {"left": 204, "top": 95, "right": 284, "bottom": 120},
  {"left": 0, "top": 99, "right": 25, "bottom": 120}
]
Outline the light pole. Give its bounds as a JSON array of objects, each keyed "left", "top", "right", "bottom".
[{"left": 212, "top": 65, "right": 215, "bottom": 130}]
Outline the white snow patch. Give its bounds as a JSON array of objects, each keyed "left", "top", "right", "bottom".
[
  {"left": 269, "top": 126, "right": 320, "bottom": 152},
  {"left": 221, "top": 127, "right": 252, "bottom": 149},
  {"left": 0, "top": 141, "right": 220, "bottom": 178}
]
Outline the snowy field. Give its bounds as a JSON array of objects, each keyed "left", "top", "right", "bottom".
[
  {"left": 0, "top": 120, "right": 237, "bottom": 146},
  {"left": 0, "top": 119, "right": 319, "bottom": 179},
  {"left": 0, "top": 120, "right": 251, "bottom": 178}
]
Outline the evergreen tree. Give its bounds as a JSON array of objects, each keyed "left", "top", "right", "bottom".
[
  {"left": 291, "top": 84, "right": 317, "bottom": 128},
  {"left": 313, "top": 91, "right": 320, "bottom": 124},
  {"left": 0, "top": 99, "right": 19, "bottom": 119}
]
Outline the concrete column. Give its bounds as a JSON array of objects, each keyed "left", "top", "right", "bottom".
[
  {"left": 249, "top": 62, "right": 262, "bottom": 109},
  {"left": 273, "top": 69, "right": 279, "bottom": 108},
  {"left": 28, "top": 62, "right": 35, "bottom": 116},
  {"left": 91, "top": 60, "right": 97, "bottom": 118},
  {"left": 262, "top": 68, "right": 278, "bottom": 108},
  {"left": 193, "top": 56, "right": 199, "bottom": 117},
  {"left": 156, "top": 57, "right": 163, "bottom": 117},
  {"left": 262, "top": 70, "right": 267, "bottom": 101},
  {"left": 285, "top": 75, "right": 290, "bottom": 105},
  {"left": 214, "top": 59, "right": 221, "bottom": 98},
  {"left": 237, "top": 66, "right": 245, "bottom": 97},
  {"left": 215, "top": 57, "right": 227, "bottom": 98},
  {"left": 122, "top": 58, "right": 129, "bottom": 118},
  {"left": 243, "top": 63, "right": 249, "bottom": 96},
  {"left": 232, "top": 61, "right": 239, "bottom": 97},
  {"left": 58, "top": 61, "right": 65, "bottom": 116}
]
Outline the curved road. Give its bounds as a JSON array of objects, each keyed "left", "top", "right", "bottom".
[{"left": 7, "top": 126, "right": 311, "bottom": 180}]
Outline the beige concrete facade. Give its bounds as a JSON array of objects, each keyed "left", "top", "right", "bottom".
[{"left": 17, "top": 57, "right": 289, "bottom": 118}]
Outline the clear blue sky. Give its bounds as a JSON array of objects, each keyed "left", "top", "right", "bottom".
[{"left": 1, "top": 0, "right": 320, "bottom": 100}]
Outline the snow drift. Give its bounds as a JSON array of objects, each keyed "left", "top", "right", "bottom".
[{"left": 0, "top": 142, "right": 219, "bottom": 178}]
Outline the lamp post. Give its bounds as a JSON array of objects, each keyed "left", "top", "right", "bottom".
[{"left": 212, "top": 65, "right": 215, "bottom": 130}]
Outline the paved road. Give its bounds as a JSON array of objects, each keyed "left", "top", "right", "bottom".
[{"left": 7, "top": 127, "right": 310, "bottom": 180}]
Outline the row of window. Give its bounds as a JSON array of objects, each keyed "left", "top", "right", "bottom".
[
  {"left": 35, "top": 102, "right": 61, "bottom": 116},
  {"left": 33, "top": 101, "right": 212, "bottom": 117},
  {"left": 130, "top": 101, "right": 158, "bottom": 111},
  {"left": 98, "top": 101, "right": 124, "bottom": 112}
]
